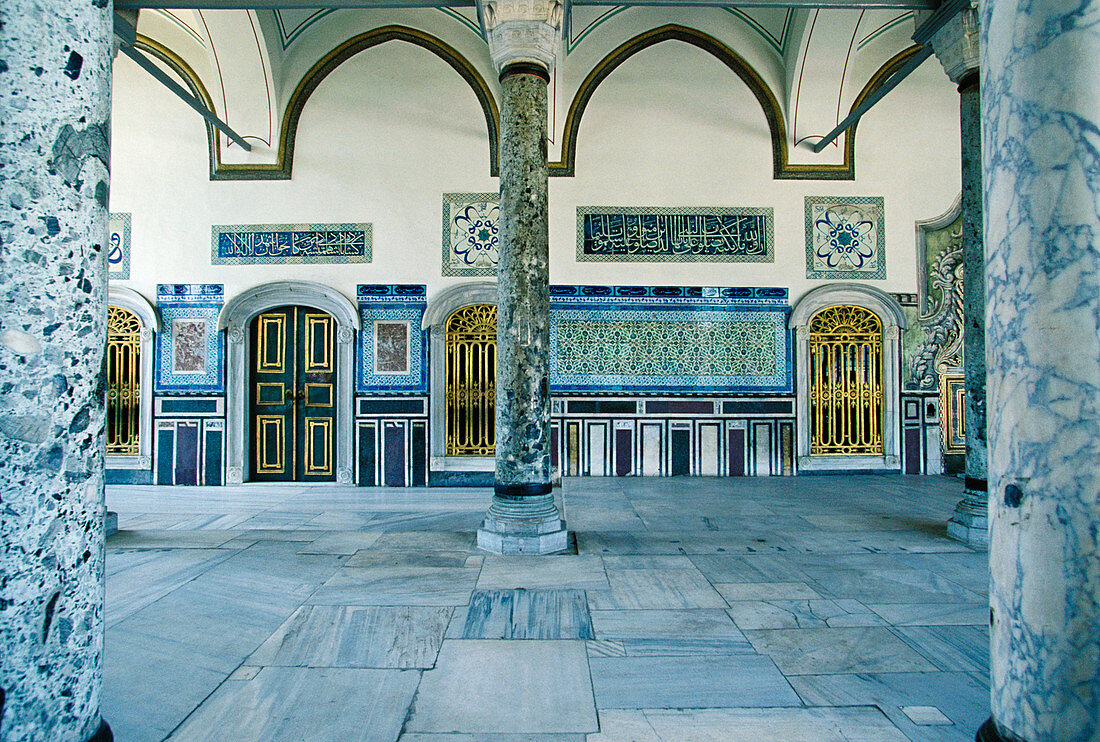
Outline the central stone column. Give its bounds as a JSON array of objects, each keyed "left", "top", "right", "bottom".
[
  {"left": 921, "top": 2, "right": 989, "bottom": 546},
  {"left": 476, "top": 0, "right": 568, "bottom": 555},
  {"left": 1, "top": 1, "right": 113, "bottom": 740},
  {"left": 980, "top": 0, "right": 1100, "bottom": 738}
]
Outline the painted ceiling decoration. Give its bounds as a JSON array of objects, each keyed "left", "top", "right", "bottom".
[{"left": 269, "top": 5, "right": 795, "bottom": 55}]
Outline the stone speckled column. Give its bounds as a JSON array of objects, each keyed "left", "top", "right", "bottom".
[
  {"left": 478, "top": 64, "right": 567, "bottom": 555},
  {"left": 477, "top": 0, "right": 567, "bottom": 555},
  {"left": 947, "top": 75, "right": 989, "bottom": 545},
  {"left": 979, "top": 0, "right": 1100, "bottom": 739},
  {"left": 0, "top": 1, "right": 113, "bottom": 740}
]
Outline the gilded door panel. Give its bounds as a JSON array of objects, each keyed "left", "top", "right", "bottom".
[
  {"left": 249, "top": 306, "right": 337, "bottom": 482},
  {"left": 297, "top": 310, "right": 335, "bottom": 481}
]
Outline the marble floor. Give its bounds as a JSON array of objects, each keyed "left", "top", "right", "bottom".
[{"left": 103, "top": 475, "right": 990, "bottom": 741}]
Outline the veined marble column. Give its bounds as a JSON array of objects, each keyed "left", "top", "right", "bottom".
[
  {"left": 922, "top": 2, "right": 989, "bottom": 546},
  {"left": 476, "top": 0, "right": 568, "bottom": 555},
  {"left": 979, "top": 0, "right": 1100, "bottom": 739},
  {"left": 0, "top": 1, "right": 113, "bottom": 741}
]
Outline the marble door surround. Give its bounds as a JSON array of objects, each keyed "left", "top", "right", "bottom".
[{"left": 218, "top": 281, "right": 360, "bottom": 485}]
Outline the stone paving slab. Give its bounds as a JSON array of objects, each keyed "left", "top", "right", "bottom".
[
  {"left": 744, "top": 627, "right": 940, "bottom": 675},
  {"left": 589, "top": 654, "right": 801, "bottom": 709},
  {"left": 452, "top": 589, "right": 594, "bottom": 639},
  {"left": 588, "top": 706, "right": 911, "bottom": 741},
  {"left": 405, "top": 640, "right": 598, "bottom": 734},
  {"left": 248, "top": 605, "right": 452, "bottom": 668},
  {"left": 169, "top": 667, "right": 420, "bottom": 742}
]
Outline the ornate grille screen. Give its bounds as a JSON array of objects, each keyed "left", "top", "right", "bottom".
[
  {"left": 446, "top": 304, "right": 496, "bottom": 456},
  {"left": 808, "top": 305, "right": 884, "bottom": 456},
  {"left": 106, "top": 306, "right": 141, "bottom": 455}
]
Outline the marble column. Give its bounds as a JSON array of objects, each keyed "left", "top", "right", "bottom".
[
  {"left": 0, "top": 2, "right": 113, "bottom": 741},
  {"left": 476, "top": 0, "right": 568, "bottom": 555},
  {"left": 979, "top": 0, "right": 1100, "bottom": 739},
  {"left": 923, "top": 2, "right": 989, "bottom": 546}
]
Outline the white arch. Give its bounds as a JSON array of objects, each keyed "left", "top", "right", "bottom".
[
  {"left": 423, "top": 281, "right": 497, "bottom": 469},
  {"left": 219, "top": 281, "right": 359, "bottom": 484},
  {"left": 789, "top": 283, "right": 906, "bottom": 472},
  {"left": 107, "top": 286, "right": 159, "bottom": 471}
]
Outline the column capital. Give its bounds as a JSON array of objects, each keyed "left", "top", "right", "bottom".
[
  {"left": 916, "top": 1, "right": 980, "bottom": 86},
  {"left": 479, "top": 0, "right": 563, "bottom": 76}
]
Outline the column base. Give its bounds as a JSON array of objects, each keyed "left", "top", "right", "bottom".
[
  {"left": 947, "top": 495, "right": 988, "bottom": 546},
  {"left": 977, "top": 717, "right": 1027, "bottom": 742},
  {"left": 88, "top": 719, "right": 113, "bottom": 742},
  {"left": 477, "top": 487, "right": 569, "bottom": 555}
]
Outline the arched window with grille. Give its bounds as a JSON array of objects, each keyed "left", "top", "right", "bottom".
[
  {"left": 445, "top": 304, "right": 496, "bottom": 456},
  {"left": 790, "top": 285, "right": 906, "bottom": 472},
  {"left": 107, "top": 306, "right": 142, "bottom": 456},
  {"left": 808, "top": 305, "right": 884, "bottom": 456}
]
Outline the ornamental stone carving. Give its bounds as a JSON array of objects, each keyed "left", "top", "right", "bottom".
[
  {"left": 338, "top": 326, "right": 355, "bottom": 345},
  {"left": 337, "top": 467, "right": 353, "bottom": 484},
  {"left": 917, "top": 0, "right": 979, "bottom": 83},
  {"left": 480, "top": 0, "right": 563, "bottom": 73},
  {"left": 228, "top": 326, "right": 245, "bottom": 345}
]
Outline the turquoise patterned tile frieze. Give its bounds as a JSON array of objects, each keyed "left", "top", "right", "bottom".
[
  {"left": 211, "top": 223, "right": 371, "bottom": 265},
  {"left": 804, "top": 196, "right": 886, "bottom": 279},
  {"left": 549, "top": 286, "right": 791, "bottom": 393},
  {"left": 576, "top": 207, "right": 774, "bottom": 263},
  {"left": 443, "top": 193, "right": 499, "bottom": 276}
]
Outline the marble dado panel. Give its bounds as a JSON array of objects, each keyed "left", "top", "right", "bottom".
[
  {"left": 577, "top": 207, "right": 774, "bottom": 262},
  {"left": 356, "top": 284, "right": 428, "bottom": 393},
  {"left": 442, "top": 193, "right": 499, "bottom": 276},
  {"left": 210, "top": 223, "right": 372, "bottom": 265},
  {"left": 155, "top": 284, "right": 224, "bottom": 393},
  {"left": 108, "top": 212, "right": 131, "bottom": 280},
  {"left": 805, "top": 196, "right": 886, "bottom": 280},
  {"left": 548, "top": 286, "right": 791, "bottom": 393}
]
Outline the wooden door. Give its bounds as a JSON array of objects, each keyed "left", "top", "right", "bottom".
[{"left": 249, "top": 306, "right": 337, "bottom": 481}]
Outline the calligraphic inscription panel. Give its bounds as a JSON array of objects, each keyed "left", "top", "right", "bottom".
[
  {"left": 108, "top": 212, "right": 131, "bottom": 280},
  {"left": 805, "top": 196, "right": 886, "bottom": 279},
  {"left": 577, "top": 206, "right": 774, "bottom": 262},
  {"left": 443, "top": 193, "right": 500, "bottom": 276},
  {"left": 211, "top": 223, "right": 372, "bottom": 265}
]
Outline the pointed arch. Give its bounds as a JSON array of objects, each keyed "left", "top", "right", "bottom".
[
  {"left": 550, "top": 25, "right": 922, "bottom": 181},
  {"left": 273, "top": 25, "right": 500, "bottom": 180}
]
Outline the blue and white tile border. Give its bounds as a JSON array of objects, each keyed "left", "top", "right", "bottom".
[
  {"left": 356, "top": 284, "right": 428, "bottom": 393},
  {"left": 576, "top": 206, "right": 774, "bottom": 263},
  {"left": 155, "top": 284, "right": 225, "bottom": 393},
  {"left": 211, "top": 222, "right": 372, "bottom": 265}
]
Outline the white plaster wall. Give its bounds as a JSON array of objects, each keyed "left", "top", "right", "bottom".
[{"left": 110, "top": 25, "right": 960, "bottom": 309}]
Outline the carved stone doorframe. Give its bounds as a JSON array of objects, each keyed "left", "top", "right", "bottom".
[{"left": 218, "top": 281, "right": 360, "bottom": 484}]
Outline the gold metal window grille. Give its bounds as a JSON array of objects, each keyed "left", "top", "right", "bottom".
[
  {"left": 106, "top": 306, "right": 142, "bottom": 455},
  {"left": 445, "top": 304, "right": 496, "bottom": 456},
  {"left": 808, "top": 305, "right": 884, "bottom": 456}
]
